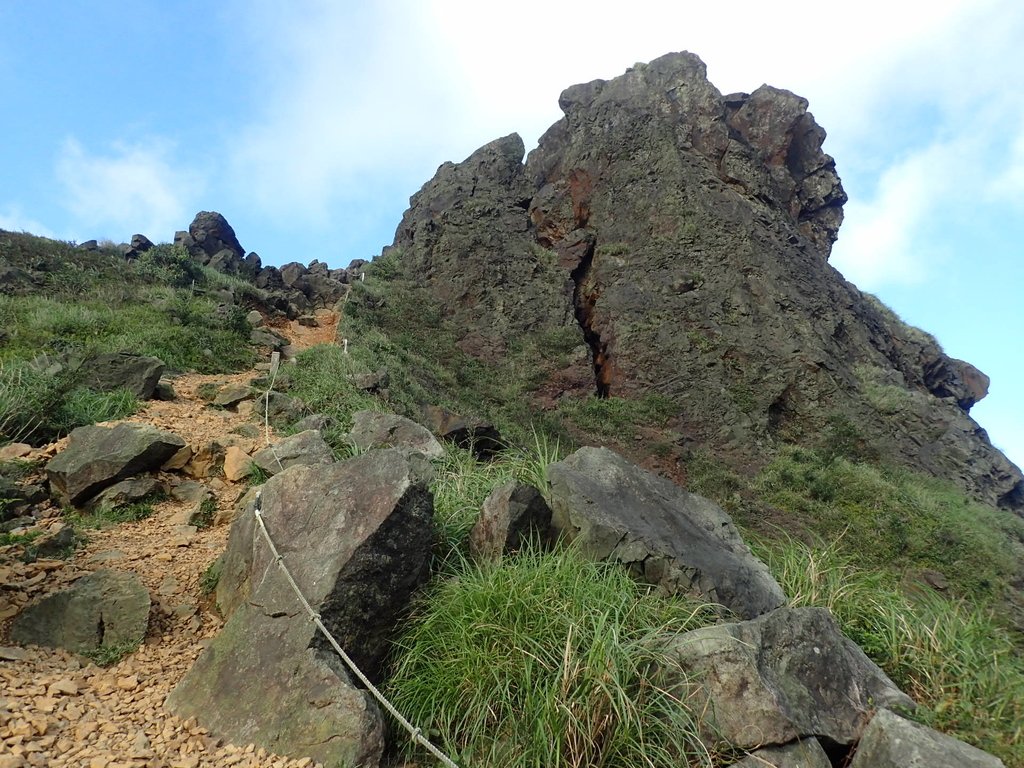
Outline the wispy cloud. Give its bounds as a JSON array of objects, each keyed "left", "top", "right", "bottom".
[
  {"left": 0, "top": 206, "right": 57, "bottom": 238},
  {"left": 55, "top": 137, "right": 203, "bottom": 242},
  {"left": 226, "top": 2, "right": 466, "bottom": 225}
]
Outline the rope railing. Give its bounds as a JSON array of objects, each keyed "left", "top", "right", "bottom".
[
  {"left": 253, "top": 333, "right": 458, "bottom": 768},
  {"left": 251, "top": 491, "right": 460, "bottom": 768}
]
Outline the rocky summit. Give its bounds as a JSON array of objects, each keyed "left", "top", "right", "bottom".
[{"left": 383, "top": 51, "right": 1022, "bottom": 513}]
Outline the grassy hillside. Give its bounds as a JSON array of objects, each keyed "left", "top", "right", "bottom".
[
  {"left": 303, "top": 248, "right": 1024, "bottom": 765},
  {"left": 0, "top": 232, "right": 259, "bottom": 444}
]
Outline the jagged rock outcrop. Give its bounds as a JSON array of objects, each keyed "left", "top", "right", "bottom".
[
  {"left": 171, "top": 451, "right": 434, "bottom": 767},
  {"left": 546, "top": 446, "right": 785, "bottom": 618},
  {"left": 378, "top": 51, "right": 1023, "bottom": 513},
  {"left": 176, "top": 211, "right": 350, "bottom": 310}
]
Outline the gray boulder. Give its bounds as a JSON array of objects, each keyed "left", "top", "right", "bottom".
[
  {"left": 247, "top": 391, "right": 307, "bottom": 429},
  {"left": 348, "top": 410, "right": 444, "bottom": 459},
  {"left": 660, "top": 606, "right": 915, "bottom": 749},
  {"left": 84, "top": 476, "right": 162, "bottom": 512},
  {"left": 78, "top": 352, "right": 165, "bottom": 400},
  {"left": 212, "top": 383, "right": 253, "bottom": 408},
  {"left": 729, "top": 740, "right": 831, "bottom": 768},
  {"left": 186, "top": 211, "right": 252, "bottom": 275},
  {"left": 170, "top": 450, "right": 435, "bottom": 767},
  {"left": 46, "top": 423, "right": 186, "bottom": 506},
  {"left": 849, "top": 708, "right": 1005, "bottom": 768},
  {"left": 250, "top": 430, "right": 334, "bottom": 476},
  {"left": 10, "top": 569, "right": 149, "bottom": 653},
  {"left": 469, "top": 481, "right": 553, "bottom": 559},
  {"left": 546, "top": 446, "right": 785, "bottom": 618},
  {"left": 250, "top": 327, "right": 289, "bottom": 350}
]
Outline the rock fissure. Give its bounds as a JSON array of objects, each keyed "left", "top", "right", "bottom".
[{"left": 569, "top": 238, "right": 611, "bottom": 397}]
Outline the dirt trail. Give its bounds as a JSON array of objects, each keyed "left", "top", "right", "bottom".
[{"left": 0, "top": 311, "right": 339, "bottom": 768}]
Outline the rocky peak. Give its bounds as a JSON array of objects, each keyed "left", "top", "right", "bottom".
[{"left": 378, "top": 51, "right": 1022, "bottom": 514}]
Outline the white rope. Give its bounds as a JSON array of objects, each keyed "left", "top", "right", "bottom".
[
  {"left": 251, "top": 492, "right": 460, "bottom": 768},
  {"left": 261, "top": 351, "right": 284, "bottom": 472}
]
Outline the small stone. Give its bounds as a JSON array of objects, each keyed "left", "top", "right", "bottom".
[
  {"left": 34, "top": 697, "right": 57, "bottom": 713},
  {"left": 222, "top": 446, "right": 252, "bottom": 483},
  {"left": 116, "top": 675, "right": 139, "bottom": 691},
  {"left": 0, "top": 647, "right": 28, "bottom": 661},
  {"left": 46, "top": 678, "right": 80, "bottom": 696},
  {"left": 75, "top": 720, "right": 99, "bottom": 739}
]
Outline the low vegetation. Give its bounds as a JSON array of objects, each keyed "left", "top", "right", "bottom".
[
  {"left": 0, "top": 233, "right": 258, "bottom": 444},
  {"left": 387, "top": 544, "right": 720, "bottom": 768},
  {"left": 3, "top": 229, "right": 1021, "bottom": 764}
]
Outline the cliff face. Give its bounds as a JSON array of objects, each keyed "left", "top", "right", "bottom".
[{"left": 388, "top": 51, "right": 1023, "bottom": 513}]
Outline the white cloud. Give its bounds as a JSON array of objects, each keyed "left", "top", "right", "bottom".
[
  {"left": 227, "top": 2, "right": 467, "bottom": 224},
  {"left": 0, "top": 206, "right": 57, "bottom": 238},
  {"left": 830, "top": 141, "right": 970, "bottom": 289},
  {"left": 55, "top": 137, "right": 203, "bottom": 242}
]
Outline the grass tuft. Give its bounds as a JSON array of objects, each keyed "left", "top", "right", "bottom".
[{"left": 387, "top": 544, "right": 719, "bottom": 768}]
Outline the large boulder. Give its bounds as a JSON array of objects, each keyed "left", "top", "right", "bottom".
[
  {"left": 10, "top": 569, "right": 150, "bottom": 653},
  {"left": 169, "top": 450, "right": 435, "bottom": 767},
  {"left": 77, "top": 352, "right": 165, "bottom": 400},
  {"left": 250, "top": 430, "right": 334, "bottom": 477},
  {"left": 546, "top": 446, "right": 785, "bottom": 618},
  {"left": 659, "top": 606, "right": 915, "bottom": 749},
  {"left": 186, "top": 211, "right": 249, "bottom": 275},
  {"left": 46, "top": 423, "right": 186, "bottom": 506},
  {"left": 849, "top": 708, "right": 1005, "bottom": 768},
  {"left": 348, "top": 411, "right": 444, "bottom": 459}
]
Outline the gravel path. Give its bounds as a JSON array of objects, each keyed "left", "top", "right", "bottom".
[{"left": 1, "top": 311, "right": 340, "bottom": 768}]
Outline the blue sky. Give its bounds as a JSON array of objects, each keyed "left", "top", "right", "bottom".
[{"left": 1, "top": 1, "right": 1021, "bottom": 468}]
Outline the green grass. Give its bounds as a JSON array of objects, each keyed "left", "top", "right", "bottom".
[
  {"left": 69, "top": 494, "right": 164, "bottom": 529},
  {"left": 0, "top": 530, "right": 42, "bottom": 547},
  {"left": 190, "top": 497, "right": 217, "bottom": 529},
  {"left": 0, "top": 232, "right": 260, "bottom": 446},
  {"left": 754, "top": 446, "right": 1024, "bottom": 600},
  {"left": 386, "top": 544, "right": 720, "bottom": 768},
  {"left": 200, "top": 558, "right": 222, "bottom": 596},
  {"left": 81, "top": 640, "right": 141, "bottom": 667},
  {"left": 284, "top": 345, "right": 380, "bottom": 452},
  {"left": 559, "top": 394, "right": 677, "bottom": 440},
  {"left": 429, "top": 435, "right": 563, "bottom": 564},
  {"left": 755, "top": 535, "right": 1024, "bottom": 765}
]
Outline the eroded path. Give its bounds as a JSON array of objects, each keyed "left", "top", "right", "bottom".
[{"left": 0, "top": 311, "right": 338, "bottom": 768}]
